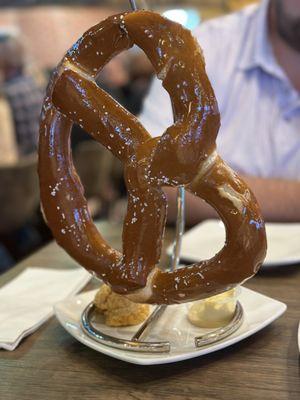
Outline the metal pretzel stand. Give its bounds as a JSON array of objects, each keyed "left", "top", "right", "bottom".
[{"left": 80, "top": 0, "right": 244, "bottom": 354}]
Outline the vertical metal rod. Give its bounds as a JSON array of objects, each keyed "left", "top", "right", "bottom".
[
  {"left": 171, "top": 186, "right": 185, "bottom": 270},
  {"left": 129, "top": 0, "right": 138, "bottom": 11}
]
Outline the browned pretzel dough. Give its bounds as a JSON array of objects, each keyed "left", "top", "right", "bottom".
[{"left": 38, "top": 11, "right": 267, "bottom": 304}]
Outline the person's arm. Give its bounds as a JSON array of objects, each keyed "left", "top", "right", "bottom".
[
  {"left": 241, "top": 175, "right": 300, "bottom": 222},
  {"left": 164, "top": 176, "right": 300, "bottom": 225},
  {"left": 0, "top": 96, "right": 18, "bottom": 166},
  {"left": 164, "top": 187, "right": 217, "bottom": 226}
]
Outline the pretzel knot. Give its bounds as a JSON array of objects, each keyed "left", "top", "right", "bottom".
[{"left": 39, "top": 11, "right": 267, "bottom": 304}]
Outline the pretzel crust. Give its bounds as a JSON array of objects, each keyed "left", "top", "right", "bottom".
[{"left": 38, "top": 11, "right": 267, "bottom": 304}]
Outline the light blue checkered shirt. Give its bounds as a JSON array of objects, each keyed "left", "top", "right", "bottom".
[{"left": 140, "top": 0, "right": 300, "bottom": 180}]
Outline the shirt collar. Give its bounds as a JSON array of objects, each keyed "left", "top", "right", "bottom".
[{"left": 238, "top": 0, "right": 286, "bottom": 81}]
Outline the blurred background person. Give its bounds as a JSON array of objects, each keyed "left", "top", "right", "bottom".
[
  {"left": 0, "top": 29, "right": 44, "bottom": 157},
  {"left": 0, "top": 28, "right": 44, "bottom": 273},
  {"left": 140, "top": 0, "right": 300, "bottom": 225}
]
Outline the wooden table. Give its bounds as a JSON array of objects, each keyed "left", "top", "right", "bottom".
[{"left": 0, "top": 221, "right": 299, "bottom": 400}]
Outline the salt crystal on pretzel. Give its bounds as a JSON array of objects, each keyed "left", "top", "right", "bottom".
[{"left": 38, "top": 11, "right": 267, "bottom": 304}]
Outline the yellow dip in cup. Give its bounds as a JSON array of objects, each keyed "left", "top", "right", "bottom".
[{"left": 188, "top": 288, "right": 238, "bottom": 328}]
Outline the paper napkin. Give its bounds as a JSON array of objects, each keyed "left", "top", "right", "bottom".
[{"left": 0, "top": 267, "right": 91, "bottom": 350}]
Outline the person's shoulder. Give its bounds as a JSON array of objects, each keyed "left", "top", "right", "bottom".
[
  {"left": 193, "top": 4, "right": 259, "bottom": 45},
  {"left": 192, "top": 5, "right": 260, "bottom": 107}
]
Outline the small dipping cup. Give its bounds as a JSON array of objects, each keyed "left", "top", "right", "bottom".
[{"left": 188, "top": 287, "right": 240, "bottom": 328}]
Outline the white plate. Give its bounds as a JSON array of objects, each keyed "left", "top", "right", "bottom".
[
  {"left": 54, "top": 287, "right": 286, "bottom": 365},
  {"left": 169, "top": 220, "right": 300, "bottom": 267}
]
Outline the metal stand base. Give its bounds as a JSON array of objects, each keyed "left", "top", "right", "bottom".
[
  {"left": 80, "top": 300, "right": 244, "bottom": 353},
  {"left": 81, "top": 302, "right": 170, "bottom": 353}
]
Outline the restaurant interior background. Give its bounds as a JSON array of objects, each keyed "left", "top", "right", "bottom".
[{"left": 0, "top": 0, "right": 257, "bottom": 273}]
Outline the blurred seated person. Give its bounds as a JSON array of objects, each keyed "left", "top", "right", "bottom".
[
  {"left": 0, "top": 29, "right": 44, "bottom": 158},
  {"left": 0, "top": 29, "right": 44, "bottom": 272},
  {"left": 140, "top": 0, "right": 300, "bottom": 224}
]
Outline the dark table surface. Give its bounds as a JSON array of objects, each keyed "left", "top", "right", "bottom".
[{"left": 0, "top": 221, "right": 299, "bottom": 400}]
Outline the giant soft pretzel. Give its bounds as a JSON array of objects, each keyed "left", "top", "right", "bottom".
[{"left": 39, "top": 11, "right": 267, "bottom": 304}]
